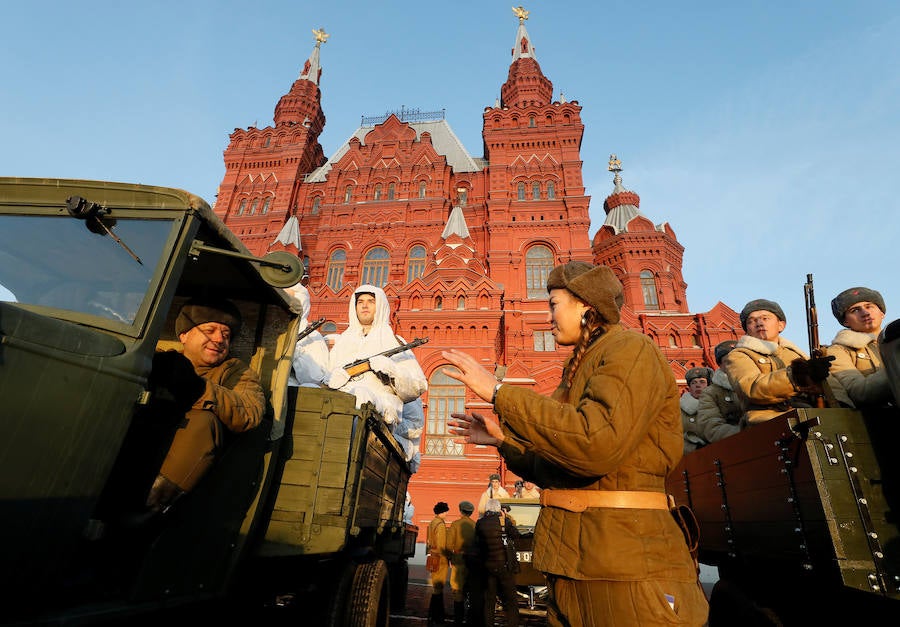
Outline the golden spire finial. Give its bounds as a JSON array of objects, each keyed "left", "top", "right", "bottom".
[
  {"left": 312, "top": 27, "right": 329, "bottom": 45},
  {"left": 608, "top": 154, "right": 622, "bottom": 173},
  {"left": 512, "top": 5, "right": 529, "bottom": 23}
]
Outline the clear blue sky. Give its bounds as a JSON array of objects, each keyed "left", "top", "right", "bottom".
[{"left": 2, "top": 1, "right": 897, "bottom": 346}]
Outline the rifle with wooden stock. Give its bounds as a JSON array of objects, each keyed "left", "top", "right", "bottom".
[
  {"left": 804, "top": 274, "right": 838, "bottom": 408},
  {"left": 343, "top": 337, "right": 429, "bottom": 378}
]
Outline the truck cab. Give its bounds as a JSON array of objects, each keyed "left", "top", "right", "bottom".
[{"left": 0, "top": 178, "right": 415, "bottom": 626}]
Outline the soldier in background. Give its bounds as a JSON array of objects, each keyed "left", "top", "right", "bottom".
[
  {"left": 476, "top": 473, "right": 510, "bottom": 516},
  {"left": 723, "top": 299, "right": 833, "bottom": 425},
  {"left": 473, "top": 499, "right": 520, "bottom": 627},
  {"left": 426, "top": 501, "right": 451, "bottom": 625},
  {"left": 826, "top": 287, "right": 894, "bottom": 408},
  {"left": 681, "top": 366, "right": 713, "bottom": 453},
  {"left": 447, "top": 501, "right": 476, "bottom": 626},
  {"left": 696, "top": 340, "right": 743, "bottom": 444}
]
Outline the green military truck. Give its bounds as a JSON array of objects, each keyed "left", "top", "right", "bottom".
[{"left": 0, "top": 177, "right": 416, "bottom": 625}]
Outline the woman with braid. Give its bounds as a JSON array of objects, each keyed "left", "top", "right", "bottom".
[{"left": 443, "top": 262, "right": 707, "bottom": 626}]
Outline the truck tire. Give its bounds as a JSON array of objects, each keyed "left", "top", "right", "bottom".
[
  {"left": 389, "top": 559, "right": 409, "bottom": 612},
  {"left": 326, "top": 561, "right": 358, "bottom": 627},
  {"left": 348, "top": 559, "right": 390, "bottom": 627}
]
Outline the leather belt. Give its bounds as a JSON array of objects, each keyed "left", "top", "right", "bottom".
[{"left": 540, "top": 489, "right": 673, "bottom": 512}]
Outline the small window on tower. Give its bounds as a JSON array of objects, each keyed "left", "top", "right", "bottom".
[
  {"left": 418, "top": 181, "right": 427, "bottom": 198},
  {"left": 388, "top": 183, "right": 395, "bottom": 200},
  {"left": 249, "top": 198, "right": 259, "bottom": 215},
  {"left": 517, "top": 182, "right": 525, "bottom": 200},
  {"left": 237, "top": 199, "right": 247, "bottom": 216},
  {"left": 374, "top": 184, "right": 382, "bottom": 201},
  {"left": 344, "top": 185, "right": 353, "bottom": 204},
  {"left": 532, "top": 182, "right": 540, "bottom": 200},
  {"left": 547, "top": 182, "right": 556, "bottom": 199},
  {"left": 261, "top": 197, "right": 271, "bottom": 214},
  {"left": 312, "top": 197, "right": 321, "bottom": 214},
  {"left": 529, "top": 115, "right": 536, "bottom": 128},
  {"left": 264, "top": 136, "right": 271, "bottom": 147}
]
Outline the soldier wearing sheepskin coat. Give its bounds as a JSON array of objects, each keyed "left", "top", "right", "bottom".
[
  {"left": 696, "top": 340, "right": 743, "bottom": 443},
  {"left": 826, "top": 287, "right": 893, "bottom": 408},
  {"left": 723, "top": 299, "right": 833, "bottom": 425},
  {"left": 681, "top": 366, "right": 713, "bottom": 454}
]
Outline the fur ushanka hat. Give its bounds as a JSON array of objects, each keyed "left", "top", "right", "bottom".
[
  {"left": 831, "top": 287, "right": 885, "bottom": 325},
  {"left": 546, "top": 261, "right": 624, "bottom": 324},
  {"left": 739, "top": 299, "right": 785, "bottom": 331},
  {"left": 176, "top": 297, "right": 242, "bottom": 336},
  {"left": 685, "top": 367, "right": 714, "bottom": 385}
]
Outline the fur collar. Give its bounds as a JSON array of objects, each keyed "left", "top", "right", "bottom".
[
  {"left": 831, "top": 328, "right": 878, "bottom": 350},
  {"left": 680, "top": 391, "right": 699, "bottom": 414},
  {"left": 736, "top": 334, "right": 805, "bottom": 356},
  {"left": 711, "top": 368, "right": 732, "bottom": 390}
]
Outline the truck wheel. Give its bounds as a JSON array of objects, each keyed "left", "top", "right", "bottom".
[
  {"left": 389, "top": 559, "right": 409, "bottom": 612},
  {"left": 348, "top": 559, "right": 390, "bottom": 627},
  {"left": 326, "top": 561, "right": 358, "bottom": 627}
]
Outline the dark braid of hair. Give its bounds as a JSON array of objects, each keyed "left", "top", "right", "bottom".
[{"left": 562, "top": 309, "right": 607, "bottom": 391}]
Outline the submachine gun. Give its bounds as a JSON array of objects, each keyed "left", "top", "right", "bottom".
[
  {"left": 804, "top": 273, "right": 838, "bottom": 408},
  {"left": 297, "top": 317, "right": 326, "bottom": 342},
  {"left": 343, "top": 337, "right": 429, "bottom": 378}
]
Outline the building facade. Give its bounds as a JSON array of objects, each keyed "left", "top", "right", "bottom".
[{"left": 214, "top": 13, "right": 740, "bottom": 532}]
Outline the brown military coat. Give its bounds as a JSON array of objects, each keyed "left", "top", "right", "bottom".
[
  {"left": 722, "top": 335, "right": 809, "bottom": 425},
  {"left": 494, "top": 324, "right": 698, "bottom": 584},
  {"left": 426, "top": 515, "right": 449, "bottom": 586}
]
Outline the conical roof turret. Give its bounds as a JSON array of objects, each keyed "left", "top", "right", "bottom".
[
  {"left": 500, "top": 6, "right": 552, "bottom": 108},
  {"left": 602, "top": 154, "right": 644, "bottom": 231},
  {"left": 274, "top": 28, "right": 328, "bottom": 131}
]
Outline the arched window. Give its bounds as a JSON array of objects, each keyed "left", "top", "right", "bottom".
[
  {"left": 322, "top": 322, "right": 337, "bottom": 334},
  {"left": 641, "top": 270, "right": 659, "bottom": 310},
  {"left": 326, "top": 250, "right": 346, "bottom": 292},
  {"left": 311, "top": 197, "right": 321, "bottom": 214},
  {"left": 517, "top": 182, "right": 525, "bottom": 200},
  {"left": 457, "top": 296, "right": 465, "bottom": 310},
  {"left": 261, "top": 197, "right": 271, "bottom": 214},
  {"left": 529, "top": 115, "right": 536, "bottom": 128},
  {"left": 344, "top": 185, "right": 353, "bottom": 204},
  {"left": 388, "top": 182, "right": 395, "bottom": 200},
  {"left": 374, "top": 184, "right": 382, "bottom": 201},
  {"left": 547, "top": 182, "right": 555, "bottom": 199},
  {"left": 532, "top": 182, "right": 540, "bottom": 199},
  {"left": 237, "top": 198, "right": 247, "bottom": 216},
  {"left": 418, "top": 181, "right": 427, "bottom": 198},
  {"left": 249, "top": 198, "right": 259, "bottom": 215},
  {"left": 525, "top": 245, "right": 554, "bottom": 298},
  {"left": 425, "top": 368, "right": 466, "bottom": 456},
  {"left": 435, "top": 296, "right": 443, "bottom": 311},
  {"left": 407, "top": 245, "right": 426, "bottom": 283},
  {"left": 264, "top": 136, "right": 271, "bottom": 147},
  {"left": 362, "top": 246, "right": 390, "bottom": 287}
]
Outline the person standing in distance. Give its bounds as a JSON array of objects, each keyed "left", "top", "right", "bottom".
[
  {"left": 447, "top": 500, "right": 477, "bottom": 625},
  {"left": 444, "top": 262, "right": 708, "bottom": 626},
  {"left": 426, "top": 501, "right": 451, "bottom": 625}
]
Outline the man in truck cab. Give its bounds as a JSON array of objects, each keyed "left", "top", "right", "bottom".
[{"left": 145, "top": 297, "right": 265, "bottom": 513}]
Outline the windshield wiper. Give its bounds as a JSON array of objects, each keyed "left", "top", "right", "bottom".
[{"left": 66, "top": 196, "right": 143, "bottom": 265}]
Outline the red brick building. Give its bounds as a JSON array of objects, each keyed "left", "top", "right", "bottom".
[{"left": 214, "top": 15, "right": 740, "bottom": 533}]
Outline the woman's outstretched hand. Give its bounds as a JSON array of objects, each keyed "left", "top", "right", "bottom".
[
  {"left": 449, "top": 411, "right": 504, "bottom": 447},
  {"left": 441, "top": 349, "right": 498, "bottom": 403}
]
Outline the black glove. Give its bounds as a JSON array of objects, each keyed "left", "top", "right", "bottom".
[
  {"left": 807, "top": 355, "right": 835, "bottom": 382},
  {"left": 150, "top": 350, "right": 206, "bottom": 410},
  {"left": 791, "top": 355, "right": 835, "bottom": 388}
]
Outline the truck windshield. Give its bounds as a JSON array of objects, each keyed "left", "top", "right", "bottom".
[{"left": 0, "top": 214, "right": 174, "bottom": 324}]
